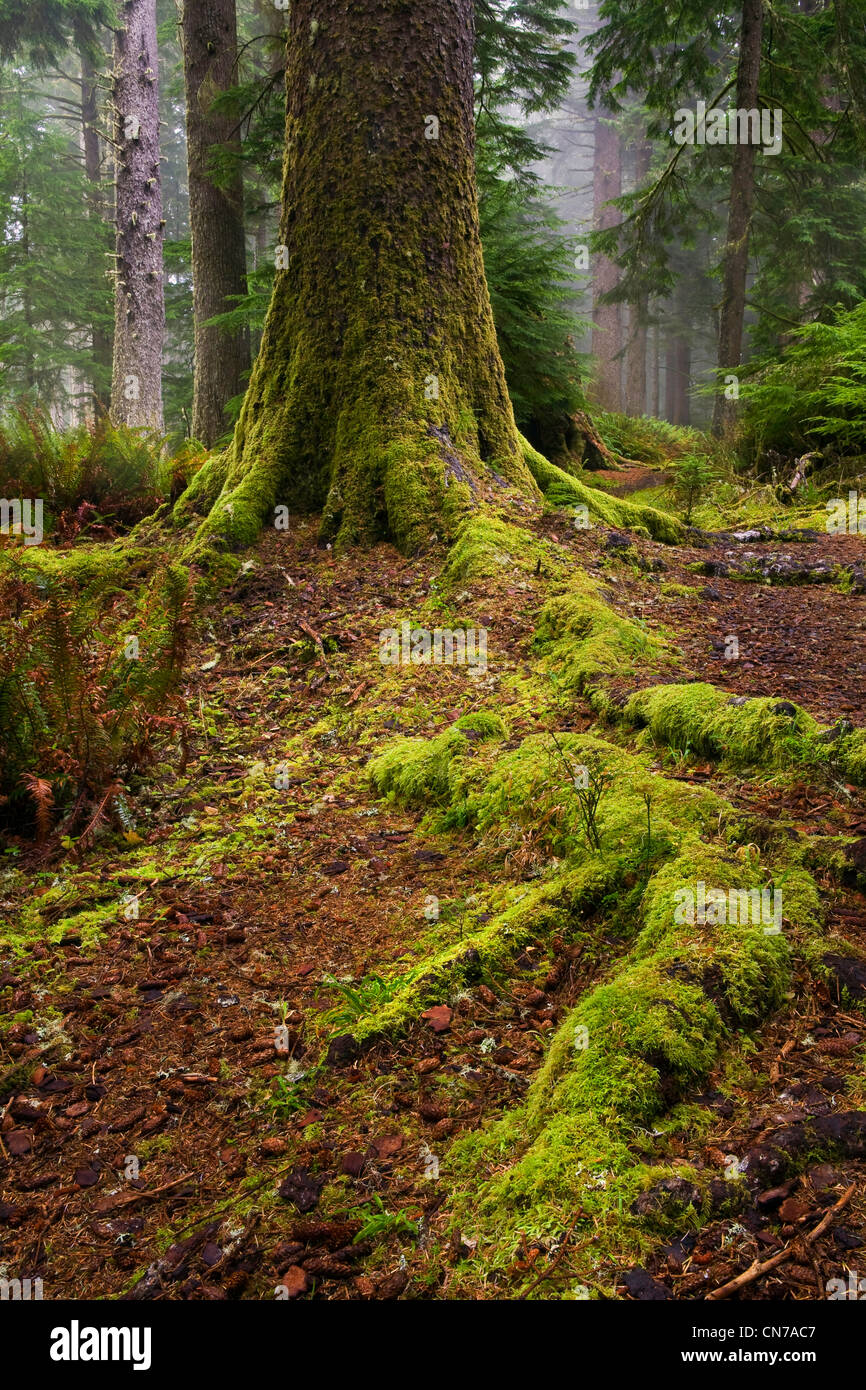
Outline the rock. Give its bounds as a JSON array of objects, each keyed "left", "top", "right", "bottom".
[
  {"left": 277, "top": 1167, "right": 325, "bottom": 1213},
  {"left": 631, "top": 1177, "right": 699, "bottom": 1219},
  {"left": 808, "top": 1163, "right": 841, "bottom": 1192},
  {"left": 823, "top": 953, "right": 866, "bottom": 1000},
  {"left": 420, "top": 1005, "right": 452, "bottom": 1033},
  {"left": 756, "top": 1179, "right": 798, "bottom": 1211},
  {"left": 278, "top": 1265, "right": 310, "bottom": 1299},
  {"left": 619, "top": 1268, "right": 671, "bottom": 1300},
  {"left": 739, "top": 1144, "right": 789, "bottom": 1185},
  {"left": 326, "top": 1033, "right": 360, "bottom": 1066}
]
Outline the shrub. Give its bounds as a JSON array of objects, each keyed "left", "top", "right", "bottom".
[{"left": 0, "top": 554, "right": 191, "bottom": 840}]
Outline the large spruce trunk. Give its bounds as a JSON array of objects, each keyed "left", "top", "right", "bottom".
[
  {"left": 712, "top": 0, "right": 763, "bottom": 435},
  {"left": 181, "top": 0, "right": 250, "bottom": 447},
  {"left": 183, "top": 0, "right": 534, "bottom": 553},
  {"left": 110, "top": 0, "right": 165, "bottom": 432}
]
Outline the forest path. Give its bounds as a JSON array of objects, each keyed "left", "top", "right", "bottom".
[{"left": 2, "top": 507, "right": 865, "bottom": 1301}]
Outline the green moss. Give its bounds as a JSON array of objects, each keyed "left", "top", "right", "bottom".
[
  {"left": 659, "top": 581, "right": 699, "bottom": 599},
  {"left": 444, "top": 837, "right": 818, "bottom": 1280},
  {"left": 520, "top": 434, "right": 685, "bottom": 545},
  {"left": 441, "top": 513, "right": 552, "bottom": 587},
  {"left": 368, "top": 712, "right": 505, "bottom": 809},
  {"left": 621, "top": 682, "right": 862, "bottom": 778},
  {"left": 534, "top": 580, "right": 671, "bottom": 710}
]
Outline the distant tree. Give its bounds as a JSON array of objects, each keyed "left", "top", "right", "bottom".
[
  {"left": 180, "top": 0, "right": 249, "bottom": 446},
  {"left": 110, "top": 0, "right": 164, "bottom": 432}
]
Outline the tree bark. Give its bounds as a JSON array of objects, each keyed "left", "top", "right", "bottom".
[
  {"left": 77, "top": 27, "right": 112, "bottom": 415},
  {"left": 590, "top": 112, "right": 622, "bottom": 411},
  {"left": 624, "top": 140, "right": 650, "bottom": 416},
  {"left": 110, "top": 0, "right": 165, "bottom": 432},
  {"left": 181, "top": 0, "right": 250, "bottom": 446},
  {"left": 650, "top": 321, "right": 660, "bottom": 418},
  {"left": 181, "top": 0, "right": 534, "bottom": 553},
  {"left": 712, "top": 0, "right": 763, "bottom": 435},
  {"left": 665, "top": 335, "right": 690, "bottom": 425}
]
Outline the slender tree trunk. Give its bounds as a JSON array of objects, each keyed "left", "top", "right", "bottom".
[
  {"left": 590, "top": 112, "right": 622, "bottom": 411},
  {"left": 665, "top": 336, "right": 690, "bottom": 425},
  {"left": 181, "top": 0, "right": 534, "bottom": 553},
  {"left": 77, "top": 28, "right": 112, "bottom": 414},
  {"left": 624, "top": 140, "right": 650, "bottom": 416},
  {"left": 650, "top": 321, "right": 660, "bottom": 418},
  {"left": 712, "top": 0, "right": 763, "bottom": 435},
  {"left": 624, "top": 301, "right": 646, "bottom": 415},
  {"left": 110, "top": 0, "right": 165, "bottom": 432},
  {"left": 181, "top": 0, "right": 250, "bottom": 446}
]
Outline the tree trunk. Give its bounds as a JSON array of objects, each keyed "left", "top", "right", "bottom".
[
  {"left": 110, "top": 0, "right": 165, "bottom": 432},
  {"left": 181, "top": 0, "right": 250, "bottom": 447},
  {"left": 650, "top": 322, "right": 660, "bottom": 418},
  {"left": 712, "top": 0, "right": 763, "bottom": 435},
  {"left": 624, "top": 140, "right": 650, "bottom": 416},
  {"left": 181, "top": 0, "right": 534, "bottom": 553},
  {"left": 590, "top": 112, "right": 622, "bottom": 411},
  {"left": 665, "top": 335, "right": 690, "bottom": 425},
  {"left": 77, "top": 28, "right": 112, "bottom": 415}
]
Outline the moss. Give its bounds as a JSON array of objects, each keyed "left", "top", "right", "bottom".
[
  {"left": 841, "top": 728, "right": 866, "bottom": 784},
  {"left": 442, "top": 834, "right": 819, "bottom": 1281},
  {"left": 441, "top": 513, "right": 552, "bottom": 587},
  {"left": 520, "top": 434, "right": 685, "bottom": 545},
  {"left": 368, "top": 713, "right": 504, "bottom": 809},
  {"left": 622, "top": 682, "right": 866, "bottom": 781},
  {"left": 659, "top": 581, "right": 699, "bottom": 599},
  {"left": 349, "top": 862, "right": 621, "bottom": 1044},
  {"left": 174, "top": 0, "right": 539, "bottom": 558},
  {"left": 534, "top": 581, "right": 671, "bottom": 710}
]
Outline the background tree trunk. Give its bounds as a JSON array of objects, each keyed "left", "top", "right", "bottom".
[
  {"left": 77, "top": 25, "right": 112, "bottom": 414},
  {"left": 181, "top": 0, "right": 250, "bottom": 446},
  {"left": 712, "top": 0, "right": 763, "bottom": 435},
  {"left": 624, "top": 139, "right": 650, "bottom": 416},
  {"left": 665, "top": 335, "right": 691, "bottom": 425},
  {"left": 590, "top": 112, "right": 622, "bottom": 411},
  {"left": 183, "top": 0, "right": 534, "bottom": 553},
  {"left": 110, "top": 0, "right": 165, "bottom": 432}
]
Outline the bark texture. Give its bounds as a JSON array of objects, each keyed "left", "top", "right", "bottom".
[
  {"left": 712, "top": 0, "right": 763, "bottom": 434},
  {"left": 110, "top": 0, "right": 165, "bottom": 432},
  {"left": 78, "top": 31, "right": 112, "bottom": 410},
  {"left": 182, "top": 0, "right": 534, "bottom": 553},
  {"left": 181, "top": 0, "right": 250, "bottom": 446}
]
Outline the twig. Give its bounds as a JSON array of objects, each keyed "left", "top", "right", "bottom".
[
  {"left": 705, "top": 1182, "right": 856, "bottom": 1300},
  {"left": 517, "top": 1209, "right": 587, "bottom": 1300}
]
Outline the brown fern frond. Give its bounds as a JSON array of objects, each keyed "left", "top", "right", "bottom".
[{"left": 20, "top": 773, "right": 54, "bottom": 840}]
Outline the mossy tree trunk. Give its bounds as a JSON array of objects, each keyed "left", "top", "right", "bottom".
[{"left": 182, "top": 0, "right": 535, "bottom": 554}]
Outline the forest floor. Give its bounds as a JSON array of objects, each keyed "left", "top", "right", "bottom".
[{"left": 2, "top": 468, "right": 866, "bottom": 1301}]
